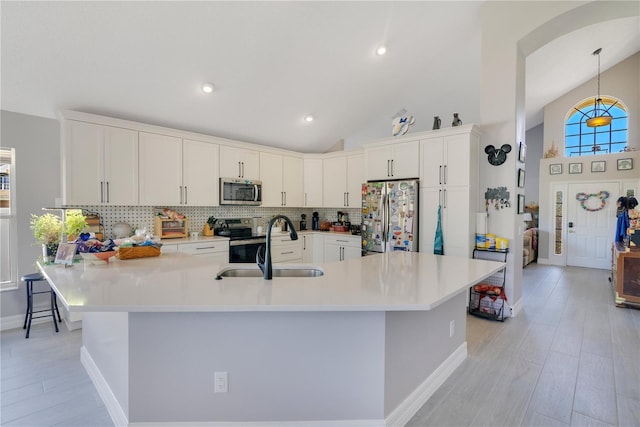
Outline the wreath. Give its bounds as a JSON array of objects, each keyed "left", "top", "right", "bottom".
[{"left": 575, "top": 191, "right": 609, "bottom": 212}]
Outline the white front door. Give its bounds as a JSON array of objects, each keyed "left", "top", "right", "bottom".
[{"left": 566, "top": 182, "right": 619, "bottom": 269}]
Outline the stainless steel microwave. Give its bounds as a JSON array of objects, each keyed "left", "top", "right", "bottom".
[{"left": 220, "top": 178, "right": 262, "bottom": 206}]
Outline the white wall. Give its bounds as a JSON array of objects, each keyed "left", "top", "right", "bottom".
[{"left": 525, "top": 124, "right": 543, "bottom": 207}]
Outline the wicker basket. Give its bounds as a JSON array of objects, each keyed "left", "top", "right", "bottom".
[{"left": 116, "top": 245, "right": 161, "bottom": 260}]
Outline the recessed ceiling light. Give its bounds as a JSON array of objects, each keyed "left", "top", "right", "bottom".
[
  {"left": 202, "top": 82, "right": 215, "bottom": 93},
  {"left": 304, "top": 115, "right": 314, "bottom": 122},
  {"left": 376, "top": 45, "right": 387, "bottom": 56}
]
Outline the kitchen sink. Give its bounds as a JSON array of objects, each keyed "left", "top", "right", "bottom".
[{"left": 215, "top": 266, "right": 324, "bottom": 279}]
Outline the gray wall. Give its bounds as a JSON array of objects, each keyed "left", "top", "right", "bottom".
[{"left": 0, "top": 110, "right": 60, "bottom": 318}]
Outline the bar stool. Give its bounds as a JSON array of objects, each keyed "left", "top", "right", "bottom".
[{"left": 22, "top": 273, "right": 62, "bottom": 339}]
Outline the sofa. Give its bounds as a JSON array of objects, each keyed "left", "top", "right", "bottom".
[{"left": 523, "top": 228, "right": 538, "bottom": 267}]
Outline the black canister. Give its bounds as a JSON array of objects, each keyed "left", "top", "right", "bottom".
[{"left": 312, "top": 212, "right": 319, "bottom": 230}]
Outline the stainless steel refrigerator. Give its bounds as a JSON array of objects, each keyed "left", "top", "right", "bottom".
[{"left": 361, "top": 180, "right": 419, "bottom": 254}]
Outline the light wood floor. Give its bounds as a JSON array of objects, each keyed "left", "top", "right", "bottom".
[{"left": 1, "top": 264, "right": 638, "bottom": 426}]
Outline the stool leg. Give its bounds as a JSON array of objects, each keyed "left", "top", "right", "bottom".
[
  {"left": 23, "top": 280, "right": 30, "bottom": 330},
  {"left": 52, "top": 291, "right": 62, "bottom": 322},
  {"left": 25, "top": 281, "right": 33, "bottom": 339},
  {"left": 50, "top": 290, "right": 59, "bottom": 333}
]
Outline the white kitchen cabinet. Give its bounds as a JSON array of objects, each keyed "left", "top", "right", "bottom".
[
  {"left": 301, "top": 233, "right": 323, "bottom": 264},
  {"left": 419, "top": 125, "right": 479, "bottom": 258},
  {"left": 260, "top": 152, "right": 303, "bottom": 207},
  {"left": 63, "top": 120, "right": 138, "bottom": 205},
  {"left": 270, "top": 234, "right": 302, "bottom": 263},
  {"left": 219, "top": 145, "right": 260, "bottom": 180},
  {"left": 139, "top": 133, "right": 219, "bottom": 206},
  {"left": 323, "top": 234, "right": 361, "bottom": 263},
  {"left": 322, "top": 152, "right": 364, "bottom": 208},
  {"left": 178, "top": 240, "right": 229, "bottom": 265},
  {"left": 365, "top": 140, "right": 420, "bottom": 181},
  {"left": 303, "top": 157, "right": 323, "bottom": 207}
]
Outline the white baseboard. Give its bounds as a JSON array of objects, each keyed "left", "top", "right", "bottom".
[
  {"left": 511, "top": 298, "right": 523, "bottom": 317},
  {"left": 384, "top": 341, "right": 468, "bottom": 427},
  {"left": 129, "top": 421, "right": 384, "bottom": 427},
  {"left": 81, "top": 346, "right": 128, "bottom": 427}
]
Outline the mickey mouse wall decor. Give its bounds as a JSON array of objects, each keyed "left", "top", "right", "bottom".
[{"left": 484, "top": 144, "right": 512, "bottom": 166}]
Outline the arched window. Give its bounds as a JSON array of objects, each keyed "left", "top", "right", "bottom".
[{"left": 564, "top": 96, "right": 628, "bottom": 157}]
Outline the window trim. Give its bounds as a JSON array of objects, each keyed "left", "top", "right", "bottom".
[{"left": 0, "top": 147, "right": 18, "bottom": 291}]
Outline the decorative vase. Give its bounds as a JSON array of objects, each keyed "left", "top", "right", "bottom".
[
  {"left": 452, "top": 113, "right": 462, "bottom": 127},
  {"left": 42, "top": 243, "right": 58, "bottom": 263},
  {"left": 432, "top": 116, "right": 441, "bottom": 130}
]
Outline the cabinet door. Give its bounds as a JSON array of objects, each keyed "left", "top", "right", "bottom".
[
  {"left": 323, "top": 156, "right": 347, "bottom": 208},
  {"left": 343, "top": 245, "right": 362, "bottom": 261},
  {"left": 301, "top": 234, "right": 314, "bottom": 263},
  {"left": 283, "top": 156, "right": 303, "bottom": 207},
  {"left": 260, "top": 152, "right": 284, "bottom": 207},
  {"left": 219, "top": 145, "right": 244, "bottom": 178},
  {"left": 241, "top": 149, "right": 260, "bottom": 180},
  {"left": 366, "top": 146, "right": 394, "bottom": 181},
  {"left": 420, "top": 137, "right": 445, "bottom": 187},
  {"left": 442, "top": 186, "right": 472, "bottom": 258},
  {"left": 323, "top": 243, "right": 342, "bottom": 263},
  {"left": 104, "top": 126, "right": 138, "bottom": 205},
  {"left": 442, "top": 134, "right": 471, "bottom": 187},
  {"left": 391, "top": 140, "right": 420, "bottom": 179},
  {"left": 139, "top": 132, "right": 182, "bottom": 205},
  {"left": 64, "top": 121, "right": 103, "bottom": 205},
  {"left": 346, "top": 154, "right": 364, "bottom": 208},
  {"left": 303, "top": 158, "right": 323, "bottom": 207},
  {"left": 183, "top": 139, "right": 219, "bottom": 206}
]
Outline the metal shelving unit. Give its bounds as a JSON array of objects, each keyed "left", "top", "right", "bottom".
[{"left": 469, "top": 248, "right": 509, "bottom": 321}]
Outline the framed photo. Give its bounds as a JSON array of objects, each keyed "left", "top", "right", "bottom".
[
  {"left": 518, "top": 141, "right": 527, "bottom": 163},
  {"left": 549, "top": 164, "right": 562, "bottom": 175},
  {"left": 617, "top": 158, "right": 633, "bottom": 171},
  {"left": 54, "top": 243, "right": 77, "bottom": 266},
  {"left": 591, "top": 160, "right": 606, "bottom": 173},
  {"left": 517, "top": 168, "right": 525, "bottom": 188},
  {"left": 517, "top": 194, "right": 525, "bottom": 214},
  {"left": 627, "top": 189, "right": 636, "bottom": 197},
  {"left": 569, "top": 163, "right": 582, "bottom": 174}
]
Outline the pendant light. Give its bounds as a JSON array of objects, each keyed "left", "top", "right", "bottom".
[{"left": 585, "top": 48, "right": 613, "bottom": 127}]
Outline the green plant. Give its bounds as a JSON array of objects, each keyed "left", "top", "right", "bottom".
[
  {"left": 64, "top": 210, "right": 88, "bottom": 237},
  {"left": 30, "top": 213, "right": 63, "bottom": 245}
]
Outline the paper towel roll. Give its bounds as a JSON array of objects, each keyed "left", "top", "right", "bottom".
[{"left": 476, "top": 213, "right": 488, "bottom": 235}]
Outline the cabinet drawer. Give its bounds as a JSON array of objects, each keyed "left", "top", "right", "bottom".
[
  {"left": 323, "top": 235, "right": 360, "bottom": 248},
  {"left": 178, "top": 240, "right": 229, "bottom": 255},
  {"left": 271, "top": 243, "right": 302, "bottom": 263}
]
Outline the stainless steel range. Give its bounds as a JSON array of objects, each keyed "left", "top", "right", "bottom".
[{"left": 217, "top": 219, "right": 265, "bottom": 263}]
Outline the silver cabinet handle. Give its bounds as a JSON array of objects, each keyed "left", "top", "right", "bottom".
[
  {"left": 439, "top": 166, "right": 442, "bottom": 185},
  {"left": 106, "top": 182, "right": 110, "bottom": 203},
  {"left": 444, "top": 189, "right": 447, "bottom": 208},
  {"left": 184, "top": 186, "right": 188, "bottom": 204},
  {"left": 281, "top": 251, "right": 294, "bottom": 255},
  {"left": 100, "top": 181, "right": 104, "bottom": 203},
  {"left": 238, "top": 162, "right": 242, "bottom": 178},
  {"left": 387, "top": 159, "right": 391, "bottom": 177},
  {"left": 196, "top": 246, "right": 218, "bottom": 250},
  {"left": 390, "top": 159, "right": 394, "bottom": 177},
  {"left": 303, "top": 235, "right": 306, "bottom": 250},
  {"left": 439, "top": 189, "right": 442, "bottom": 206},
  {"left": 443, "top": 165, "right": 447, "bottom": 185},
  {"left": 179, "top": 186, "right": 183, "bottom": 204},
  {"left": 241, "top": 161, "right": 245, "bottom": 178},
  {"left": 284, "top": 191, "right": 287, "bottom": 206}
]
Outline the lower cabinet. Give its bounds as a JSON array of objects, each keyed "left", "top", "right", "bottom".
[
  {"left": 301, "top": 233, "right": 324, "bottom": 264},
  {"left": 271, "top": 234, "right": 302, "bottom": 263},
  {"left": 323, "top": 235, "right": 361, "bottom": 263}
]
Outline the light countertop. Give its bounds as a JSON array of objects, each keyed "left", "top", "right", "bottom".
[{"left": 38, "top": 252, "right": 504, "bottom": 313}]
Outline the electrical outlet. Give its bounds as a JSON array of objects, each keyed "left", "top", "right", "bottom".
[
  {"left": 214, "top": 371, "right": 228, "bottom": 393},
  {"left": 450, "top": 320, "right": 455, "bottom": 337}
]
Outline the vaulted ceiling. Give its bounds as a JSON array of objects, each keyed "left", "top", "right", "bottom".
[{"left": 2, "top": 2, "right": 639, "bottom": 153}]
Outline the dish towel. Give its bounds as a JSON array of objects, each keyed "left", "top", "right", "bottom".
[{"left": 434, "top": 205, "right": 444, "bottom": 255}]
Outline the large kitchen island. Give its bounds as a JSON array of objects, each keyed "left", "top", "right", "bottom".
[{"left": 39, "top": 251, "right": 505, "bottom": 427}]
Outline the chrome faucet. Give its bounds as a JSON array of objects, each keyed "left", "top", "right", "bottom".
[{"left": 256, "top": 215, "right": 298, "bottom": 280}]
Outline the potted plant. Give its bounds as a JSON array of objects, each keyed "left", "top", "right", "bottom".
[
  {"left": 30, "top": 213, "right": 63, "bottom": 261},
  {"left": 203, "top": 216, "right": 217, "bottom": 237},
  {"left": 64, "top": 210, "right": 88, "bottom": 241}
]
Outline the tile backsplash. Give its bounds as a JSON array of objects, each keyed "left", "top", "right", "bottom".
[{"left": 69, "top": 205, "right": 361, "bottom": 239}]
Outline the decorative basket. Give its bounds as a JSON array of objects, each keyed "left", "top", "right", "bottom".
[{"left": 116, "top": 245, "right": 161, "bottom": 260}]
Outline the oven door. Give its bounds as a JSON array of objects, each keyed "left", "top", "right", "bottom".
[{"left": 229, "top": 239, "right": 265, "bottom": 263}]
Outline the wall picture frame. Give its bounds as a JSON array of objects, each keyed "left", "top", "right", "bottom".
[
  {"left": 617, "top": 158, "right": 633, "bottom": 171},
  {"left": 569, "top": 163, "right": 582, "bottom": 174},
  {"left": 517, "top": 168, "right": 525, "bottom": 188},
  {"left": 518, "top": 141, "right": 526, "bottom": 163},
  {"left": 54, "top": 243, "right": 77, "bottom": 266},
  {"left": 517, "top": 194, "right": 525, "bottom": 214},
  {"left": 549, "top": 164, "right": 562, "bottom": 175},
  {"left": 591, "top": 160, "right": 606, "bottom": 173}
]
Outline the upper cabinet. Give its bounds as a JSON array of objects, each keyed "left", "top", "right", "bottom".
[
  {"left": 139, "top": 133, "right": 219, "bottom": 206},
  {"left": 260, "top": 152, "right": 303, "bottom": 207},
  {"left": 323, "top": 152, "right": 363, "bottom": 208},
  {"left": 365, "top": 140, "right": 420, "bottom": 181},
  {"left": 420, "top": 130, "right": 476, "bottom": 188},
  {"left": 219, "top": 145, "right": 260, "bottom": 180},
  {"left": 63, "top": 120, "right": 138, "bottom": 205},
  {"left": 303, "top": 157, "right": 323, "bottom": 207}
]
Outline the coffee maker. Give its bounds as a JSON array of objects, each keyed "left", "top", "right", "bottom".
[{"left": 299, "top": 214, "right": 307, "bottom": 230}]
